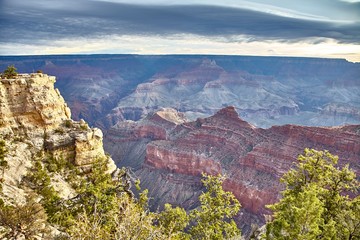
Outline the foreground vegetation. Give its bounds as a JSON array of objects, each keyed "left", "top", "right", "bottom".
[
  {"left": 0, "top": 143, "right": 359, "bottom": 239},
  {"left": 1, "top": 65, "right": 18, "bottom": 79},
  {"left": 0, "top": 141, "right": 241, "bottom": 239},
  {"left": 265, "top": 148, "right": 359, "bottom": 240}
]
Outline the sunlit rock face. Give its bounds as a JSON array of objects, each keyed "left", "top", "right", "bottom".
[
  {"left": 0, "top": 74, "right": 71, "bottom": 142},
  {"left": 0, "top": 73, "right": 109, "bottom": 166},
  {"left": 105, "top": 106, "right": 360, "bottom": 234},
  {"left": 0, "top": 73, "right": 116, "bottom": 205},
  {"left": 1, "top": 55, "right": 359, "bottom": 129}
]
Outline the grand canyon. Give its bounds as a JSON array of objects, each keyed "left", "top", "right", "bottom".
[
  {"left": 1, "top": 55, "right": 359, "bottom": 128},
  {"left": 1, "top": 55, "right": 359, "bottom": 235}
]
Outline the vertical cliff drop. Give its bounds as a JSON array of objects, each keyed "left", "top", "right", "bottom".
[{"left": 0, "top": 73, "right": 117, "bottom": 237}]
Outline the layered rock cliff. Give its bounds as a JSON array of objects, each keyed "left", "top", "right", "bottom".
[
  {"left": 109, "top": 59, "right": 300, "bottom": 127},
  {"left": 0, "top": 73, "right": 116, "bottom": 218},
  {"left": 105, "top": 106, "right": 360, "bottom": 233}
]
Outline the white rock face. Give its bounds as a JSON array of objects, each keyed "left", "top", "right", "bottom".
[
  {"left": 156, "top": 108, "right": 187, "bottom": 125},
  {"left": 74, "top": 128, "right": 106, "bottom": 166},
  {"left": 1, "top": 141, "right": 32, "bottom": 205},
  {"left": 0, "top": 73, "right": 117, "bottom": 205}
]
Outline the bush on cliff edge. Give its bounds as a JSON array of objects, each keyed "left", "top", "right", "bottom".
[{"left": 1, "top": 65, "right": 18, "bottom": 79}]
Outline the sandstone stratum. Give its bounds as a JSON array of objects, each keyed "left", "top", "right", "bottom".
[
  {"left": 0, "top": 73, "right": 117, "bottom": 237},
  {"left": 105, "top": 106, "right": 360, "bottom": 233}
]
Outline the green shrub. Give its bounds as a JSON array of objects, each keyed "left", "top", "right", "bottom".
[
  {"left": 64, "top": 120, "right": 73, "bottom": 128},
  {"left": 2, "top": 65, "right": 18, "bottom": 79},
  {"left": 54, "top": 128, "right": 65, "bottom": 134},
  {"left": 80, "top": 124, "right": 89, "bottom": 131},
  {"left": 189, "top": 174, "right": 241, "bottom": 239},
  {"left": 0, "top": 140, "right": 8, "bottom": 174},
  {"left": 0, "top": 194, "right": 50, "bottom": 239},
  {"left": 25, "top": 159, "right": 62, "bottom": 222}
]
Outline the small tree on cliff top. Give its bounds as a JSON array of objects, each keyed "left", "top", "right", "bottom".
[
  {"left": 265, "top": 148, "right": 360, "bottom": 240},
  {"left": 2, "top": 65, "right": 18, "bottom": 79}
]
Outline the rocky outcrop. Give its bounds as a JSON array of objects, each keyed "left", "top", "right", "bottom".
[
  {"left": 0, "top": 74, "right": 71, "bottom": 147},
  {"left": 0, "top": 73, "right": 116, "bottom": 205},
  {"left": 321, "top": 103, "right": 360, "bottom": 120},
  {"left": 104, "top": 108, "right": 187, "bottom": 169},
  {"left": 105, "top": 106, "right": 360, "bottom": 234}
]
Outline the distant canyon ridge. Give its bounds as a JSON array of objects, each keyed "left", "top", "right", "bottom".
[{"left": 1, "top": 54, "right": 359, "bottom": 129}]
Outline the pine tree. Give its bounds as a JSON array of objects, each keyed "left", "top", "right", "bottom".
[{"left": 157, "top": 203, "right": 190, "bottom": 239}]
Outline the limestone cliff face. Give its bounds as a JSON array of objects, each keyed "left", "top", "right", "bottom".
[
  {"left": 0, "top": 73, "right": 115, "bottom": 203},
  {"left": 0, "top": 74, "right": 71, "bottom": 148}
]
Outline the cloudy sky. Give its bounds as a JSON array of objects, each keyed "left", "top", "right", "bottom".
[{"left": 1, "top": 0, "right": 359, "bottom": 61}]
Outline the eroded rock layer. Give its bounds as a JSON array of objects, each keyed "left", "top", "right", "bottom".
[
  {"left": 105, "top": 106, "right": 360, "bottom": 232},
  {"left": 1, "top": 55, "right": 359, "bottom": 129},
  {"left": 0, "top": 73, "right": 116, "bottom": 203}
]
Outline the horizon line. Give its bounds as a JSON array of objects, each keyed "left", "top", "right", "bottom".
[{"left": 0, "top": 53, "right": 353, "bottom": 62}]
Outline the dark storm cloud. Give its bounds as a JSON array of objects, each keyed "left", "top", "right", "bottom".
[{"left": 1, "top": 0, "right": 359, "bottom": 45}]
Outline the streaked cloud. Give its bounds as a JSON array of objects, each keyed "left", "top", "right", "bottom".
[
  {"left": 0, "top": 0, "right": 359, "bottom": 61},
  {"left": 2, "top": 34, "right": 359, "bottom": 62}
]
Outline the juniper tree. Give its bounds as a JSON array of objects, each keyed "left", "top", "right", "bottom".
[
  {"left": 265, "top": 148, "right": 359, "bottom": 240},
  {"left": 189, "top": 174, "right": 241, "bottom": 239}
]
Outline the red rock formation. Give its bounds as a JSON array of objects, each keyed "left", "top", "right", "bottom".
[
  {"left": 223, "top": 179, "right": 277, "bottom": 214},
  {"left": 106, "top": 106, "right": 360, "bottom": 234},
  {"left": 146, "top": 143, "right": 222, "bottom": 176}
]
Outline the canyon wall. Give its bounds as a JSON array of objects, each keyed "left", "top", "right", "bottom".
[
  {"left": 1, "top": 55, "right": 359, "bottom": 129},
  {"left": 105, "top": 106, "right": 360, "bottom": 233}
]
